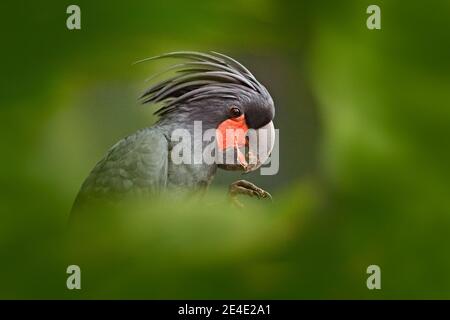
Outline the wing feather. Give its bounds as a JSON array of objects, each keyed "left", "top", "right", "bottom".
[{"left": 71, "top": 127, "right": 168, "bottom": 213}]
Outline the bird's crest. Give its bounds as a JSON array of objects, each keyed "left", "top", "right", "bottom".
[{"left": 135, "top": 51, "right": 270, "bottom": 116}]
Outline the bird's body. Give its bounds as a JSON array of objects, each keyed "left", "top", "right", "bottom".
[
  {"left": 73, "top": 124, "right": 217, "bottom": 210},
  {"left": 71, "top": 51, "right": 275, "bottom": 215}
]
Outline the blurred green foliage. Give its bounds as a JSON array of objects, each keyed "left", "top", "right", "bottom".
[{"left": 0, "top": 0, "right": 449, "bottom": 299}]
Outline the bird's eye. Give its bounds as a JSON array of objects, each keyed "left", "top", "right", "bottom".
[{"left": 230, "top": 107, "right": 242, "bottom": 118}]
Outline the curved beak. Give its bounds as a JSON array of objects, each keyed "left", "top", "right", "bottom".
[
  {"left": 216, "top": 118, "right": 275, "bottom": 172},
  {"left": 243, "top": 121, "right": 275, "bottom": 172}
]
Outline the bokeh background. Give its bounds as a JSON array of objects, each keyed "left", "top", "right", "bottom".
[{"left": 1, "top": 0, "right": 449, "bottom": 299}]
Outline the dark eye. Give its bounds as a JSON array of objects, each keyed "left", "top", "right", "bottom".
[{"left": 230, "top": 107, "right": 242, "bottom": 118}]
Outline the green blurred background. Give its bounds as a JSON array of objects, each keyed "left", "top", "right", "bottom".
[{"left": 0, "top": 0, "right": 449, "bottom": 299}]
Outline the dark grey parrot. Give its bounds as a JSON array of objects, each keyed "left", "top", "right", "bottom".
[{"left": 71, "top": 51, "right": 275, "bottom": 214}]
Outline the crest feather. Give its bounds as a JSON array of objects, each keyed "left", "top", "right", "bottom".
[{"left": 136, "top": 51, "right": 269, "bottom": 116}]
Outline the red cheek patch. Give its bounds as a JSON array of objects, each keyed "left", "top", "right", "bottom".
[{"left": 216, "top": 115, "right": 249, "bottom": 150}]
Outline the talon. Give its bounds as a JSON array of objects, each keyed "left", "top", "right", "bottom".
[
  {"left": 262, "top": 191, "right": 273, "bottom": 201},
  {"left": 228, "top": 180, "right": 272, "bottom": 206}
]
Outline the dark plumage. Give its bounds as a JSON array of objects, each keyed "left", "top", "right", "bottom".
[{"left": 71, "top": 51, "right": 275, "bottom": 214}]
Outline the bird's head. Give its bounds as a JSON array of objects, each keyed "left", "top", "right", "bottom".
[{"left": 139, "top": 51, "right": 275, "bottom": 172}]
